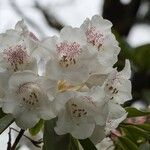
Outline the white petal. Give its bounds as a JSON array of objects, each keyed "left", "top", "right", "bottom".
[
  {"left": 33, "top": 36, "right": 58, "bottom": 62},
  {"left": 15, "top": 20, "right": 28, "bottom": 33},
  {"left": 86, "top": 74, "right": 108, "bottom": 88},
  {"left": 36, "top": 76, "right": 57, "bottom": 101},
  {"left": 38, "top": 106, "right": 56, "bottom": 120},
  {"left": 15, "top": 111, "right": 40, "bottom": 129},
  {"left": 80, "top": 18, "right": 90, "bottom": 32},
  {"left": 8, "top": 70, "right": 37, "bottom": 91},
  {"left": 60, "top": 26, "right": 86, "bottom": 45},
  {"left": 94, "top": 103, "right": 108, "bottom": 126},
  {"left": 100, "top": 34, "right": 120, "bottom": 66},
  {"left": 91, "top": 15, "right": 112, "bottom": 31},
  {"left": 3, "top": 100, "right": 25, "bottom": 116},
  {"left": 90, "top": 125, "right": 106, "bottom": 144},
  {"left": 46, "top": 57, "right": 91, "bottom": 85},
  {"left": 88, "top": 86, "right": 107, "bottom": 106},
  {"left": 106, "top": 102, "right": 127, "bottom": 134},
  {"left": 114, "top": 79, "right": 132, "bottom": 104},
  {"left": 118, "top": 60, "right": 131, "bottom": 79},
  {"left": 54, "top": 109, "right": 73, "bottom": 135},
  {"left": 53, "top": 91, "right": 75, "bottom": 113},
  {"left": 25, "top": 58, "right": 38, "bottom": 73},
  {"left": 96, "top": 137, "right": 114, "bottom": 150},
  {"left": 2, "top": 91, "right": 26, "bottom": 115},
  {"left": 71, "top": 123, "right": 95, "bottom": 139},
  {"left": 0, "top": 30, "right": 21, "bottom": 50},
  {"left": 0, "top": 87, "right": 4, "bottom": 98}
]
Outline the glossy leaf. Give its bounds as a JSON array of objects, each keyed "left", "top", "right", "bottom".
[
  {"left": 29, "top": 119, "right": 44, "bottom": 136},
  {"left": 121, "top": 124, "right": 150, "bottom": 142},
  {"left": 79, "top": 138, "right": 97, "bottom": 150},
  {"left": 43, "top": 118, "right": 79, "bottom": 150},
  {"left": 121, "top": 127, "right": 139, "bottom": 144},
  {"left": 135, "top": 124, "right": 150, "bottom": 133},
  {"left": 0, "top": 114, "right": 14, "bottom": 134},
  {"left": 133, "top": 44, "right": 150, "bottom": 70},
  {"left": 0, "top": 108, "right": 5, "bottom": 119},
  {"left": 116, "top": 136, "right": 139, "bottom": 150},
  {"left": 125, "top": 107, "right": 150, "bottom": 118}
]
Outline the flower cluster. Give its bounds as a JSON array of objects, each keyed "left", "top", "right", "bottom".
[{"left": 0, "top": 15, "right": 132, "bottom": 143}]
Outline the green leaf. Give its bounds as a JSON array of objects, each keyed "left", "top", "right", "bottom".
[
  {"left": 29, "top": 119, "right": 44, "bottom": 136},
  {"left": 79, "top": 138, "right": 97, "bottom": 150},
  {"left": 125, "top": 107, "right": 150, "bottom": 118},
  {"left": 0, "top": 114, "right": 14, "bottom": 134},
  {"left": 43, "top": 118, "right": 79, "bottom": 150},
  {"left": 134, "top": 124, "right": 150, "bottom": 133},
  {"left": 133, "top": 44, "right": 150, "bottom": 70},
  {"left": 142, "top": 90, "right": 150, "bottom": 105},
  {"left": 116, "top": 137, "right": 139, "bottom": 150},
  {"left": 121, "top": 124, "right": 150, "bottom": 141},
  {"left": 0, "top": 108, "right": 6, "bottom": 119},
  {"left": 121, "top": 127, "right": 139, "bottom": 144},
  {"left": 139, "top": 142, "right": 150, "bottom": 150}
]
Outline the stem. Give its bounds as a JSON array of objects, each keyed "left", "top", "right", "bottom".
[
  {"left": 7, "top": 128, "right": 12, "bottom": 150},
  {"left": 10, "top": 128, "right": 43, "bottom": 148},
  {"left": 11, "top": 129, "right": 25, "bottom": 150}
]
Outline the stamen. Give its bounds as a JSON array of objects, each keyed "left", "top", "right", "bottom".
[
  {"left": 68, "top": 101, "right": 88, "bottom": 119},
  {"left": 85, "top": 27, "right": 104, "bottom": 49},
  {"left": 3, "top": 45, "right": 29, "bottom": 71},
  {"left": 17, "top": 82, "right": 41, "bottom": 106},
  {"left": 57, "top": 42, "right": 81, "bottom": 67}
]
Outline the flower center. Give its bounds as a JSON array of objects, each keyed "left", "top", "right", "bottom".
[
  {"left": 105, "top": 81, "right": 119, "bottom": 100},
  {"left": 68, "top": 101, "right": 88, "bottom": 118},
  {"left": 17, "top": 82, "right": 41, "bottom": 106},
  {"left": 3, "top": 45, "right": 30, "bottom": 72},
  {"left": 67, "top": 96, "right": 96, "bottom": 119},
  {"left": 56, "top": 42, "right": 81, "bottom": 67},
  {"left": 85, "top": 27, "right": 104, "bottom": 50}
]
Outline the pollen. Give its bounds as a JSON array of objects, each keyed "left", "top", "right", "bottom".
[
  {"left": 3, "top": 45, "right": 29, "bottom": 71},
  {"left": 85, "top": 27, "right": 104, "bottom": 50}
]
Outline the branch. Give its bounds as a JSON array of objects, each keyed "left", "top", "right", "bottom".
[
  {"left": 9, "top": 0, "right": 46, "bottom": 37},
  {"left": 10, "top": 128, "right": 43, "bottom": 148},
  {"left": 7, "top": 128, "right": 12, "bottom": 150},
  {"left": 11, "top": 129, "right": 25, "bottom": 150},
  {"left": 35, "top": 2, "right": 64, "bottom": 31}
]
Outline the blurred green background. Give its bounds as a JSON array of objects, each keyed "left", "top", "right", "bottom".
[{"left": 102, "top": 0, "right": 150, "bottom": 108}]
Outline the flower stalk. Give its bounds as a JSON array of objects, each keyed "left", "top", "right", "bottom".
[{"left": 11, "top": 129, "right": 25, "bottom": 150}]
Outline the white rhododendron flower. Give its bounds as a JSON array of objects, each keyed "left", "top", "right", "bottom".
[
  {"left": 0, "top": 20, "right": 38, "bottom": 78},
  {"left": 54, "top": 86, "right": 108, "bottom": 139},
  {"left": 80, "top": 15, "right": 120, "bottom": 74},
  {"left": 0, "top": 15, "right": 132, "bottom": 146},
  {"left": 104, "top": 60, "right": 132, "bottom": 104},
  {"left": 43, "top": 26, "right": 100, "bottom": 84},
  {"left": 0, "top": 71, "right": 56, "bottom": 129}
]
